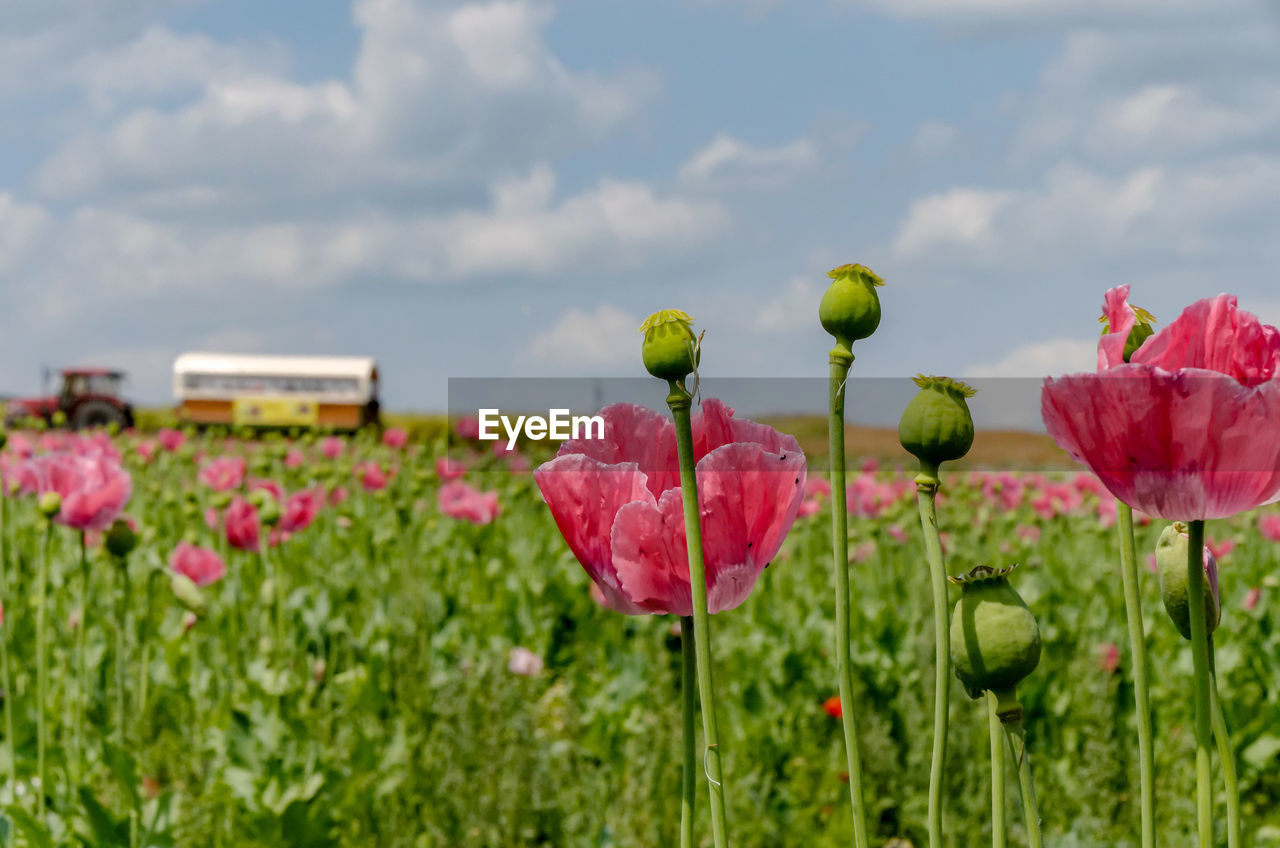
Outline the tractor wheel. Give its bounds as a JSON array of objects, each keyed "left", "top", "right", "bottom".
[{"left": 71, "top": 400, "right": 129, "bottom": 431}]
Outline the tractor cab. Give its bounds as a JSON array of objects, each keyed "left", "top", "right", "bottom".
[{"left": 4, "top": 368, "right": 135, "bottom": 430}]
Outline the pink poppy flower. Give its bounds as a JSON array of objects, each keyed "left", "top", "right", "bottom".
[
  {"left": 199, "top": 456, "right": 247, "bottom": 492},
  {"left": 284, "top": 449, "right": 304, "bottom": 469},
  {"left": 321, "top": 437, "right": 344, "bottom": 459},
  {"left": 7, "top": 434, "right": 34, "bottom": 459},
  {"left": 534, "top": 399, "right": 806, "bottom": 616},
  {"left": 383, "top": 427, "right": 408, "bottom": 449},
  {"left": 328, "top": 485, "right": 349, "bottom": 506},
  {"left": 224, "top": 496, "right": 260, "bottom": 552},
  {"left": 280, "top": 488, "right": 322, "bottom": 533},
  {"left": 20, "top": 452, "right": 132, "bottom": 531},
  {"left": 136, "top": 440, "right": 157, "bottom": 464},
  {"left": 356, "top": 462, "right": 392, "bottom": 491},
  {"left": 1259, "top": 513, "right": 1280, "bottom": 543},
  {"left": 204, "top": 507, "right": 220, "bottom": 532},
  {"left": 887, "top": 524, "right": 909, "bottom": 544},
  {"left": 455, "top": 416, "right": 481, "bottom": 440},
  {"left": 507, "top": 646, "right": 543, "bottom": 677},
  {"left": 436, "top": 456, "right": 468, "bottom": 481},
  {"left": 157, "top": 428, "right": 186, "bottom": 452},
  {"left": 796, "top": 498, "right": 822, "bottom": 518},
  {"left": 1099, "top": 643, "right": 1121, "bottom": 675},
  {"left": 1245, "top": 586, "right": 1262, "bottom": 611},
  {"left": 170, "top": 542, "right": 226, "bottom": 587},
  {"left": 1042, "top": 289, "right": 1280, "bottom": 520},
  {"left": 438, "top": 481, "right": 501, "bottom": 524}
]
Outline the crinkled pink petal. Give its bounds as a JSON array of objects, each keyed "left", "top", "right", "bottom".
[
  {"left": 1042, "top": 366, "right": 1280, "bottom": 519},
  {"left": 556, "top": 403, "right": 678, "bottom": 500},
  {"left": 533, "top": 453, "right": 654, "bottom": 614},
  {"left": 692, "top": 398, "right": 803, "bottom": 460},
  {"left": 611, "top": 443, "right": 806, "bottom": 615},
  {"left": 1133, "top": 294, "right": 1280, "bottom": 386},
  {"left": 1098, "top": 285, "right": 1137, "bottom": 372}
]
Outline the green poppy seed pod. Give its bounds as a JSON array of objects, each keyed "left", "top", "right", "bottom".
[
  {"left": 950, "top": 565, "right": 1041, "bottom": 717},
  {"left": 38, "top": 491, "right": 62, "bottom": 519},
  {"left": 819, "top": 263, "right": 883, "bottom": 348},
  {"left": 171, "top": 573, "right": 206, "bottom": 614},
  {"left": 898, "top": 375, "right": 976, "bottom": 473},
  {"left": 51, "top": 410, "right": 66, "bottom": 428},
  {"left": 250, "top": 489, "right": 282, "bottom": 527},
  {"left": 639, "top": 310, "right": 699, "bottom": 383},
  {"left": 104, "top": 518, "right": 138, "bottom": 559},
  {"left": 1156, "top": 522, "right": 1220, "bottom": 640}
]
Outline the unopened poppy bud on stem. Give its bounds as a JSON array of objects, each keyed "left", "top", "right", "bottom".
[
  {"left": 899, "top": 375, "right": 976, "bottom": 483},
  {"left": 38, "top": 491, "right": 62, "bottom": 519},
  {"left": 949, "top": 565, "right": 1041, "bottom": 721},
  {"left": 104, "top": 518, "right": 138, "bottom": 559},
  {"left": 1156, "top": 522, "right": 1220, "bottom": 640},
  {"left": 639, "top": 309, "right": 699, "bottom": 384},
  {"left": 820, "top": 263, "right": 883, "bottom": 351}
]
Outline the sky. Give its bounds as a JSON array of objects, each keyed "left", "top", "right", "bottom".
[{"left": 2, "top": 0, "right": 1280, "bottom": 418}]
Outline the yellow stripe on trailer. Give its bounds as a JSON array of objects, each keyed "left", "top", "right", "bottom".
[{"left": 231, "top": 397, "right": 319, "bottom": 427}]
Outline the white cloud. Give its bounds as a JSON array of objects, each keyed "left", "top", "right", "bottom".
[
  {"left": 893, "top": 188, "right": 1014, "bottom": 257},
  {"left": 909, "top": 121, "right": 957, "bottom": 159},
  {"left": 525, "top": 305, "right": 640, "bottom": 366},
  {"left": 967, "top": 337, "right": 1097, "bottom": 378},
  {"left": 753, "top": 276, "right": 820, "bottom": 333},
  {"left": 679, "top": 133, "right": 819, "bottom": 190},
  {"left": 32, "top": 0, "right": 655, "bottom": 205}
]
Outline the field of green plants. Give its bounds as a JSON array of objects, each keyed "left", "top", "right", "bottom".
[{"left": 0, "top": 418, "right": 1277, "bottom": 846}]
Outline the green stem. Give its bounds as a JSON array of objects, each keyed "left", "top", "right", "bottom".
[
  {"left": 680, "top": 616, "right": 696, "bottom": 848},
  {"left": 988, "top": 692, "right": 1006, "bottom": 848},
  {"left": 116, "top": 559, "right": 131, "bottom": 746},
  {"left": 36, "top": 521, "right": 52, "bottom": 819},
  {"left": 1185, "top": 519, "right": 1214, "bottom": 847},
  {"left": 0, "top": 494, "right": 14, "bottom": 802},
  {"left": 1116, "top": 501, "right": 1156, "bottom": 848},
  {"left": 667, "top": 385, "right": 729, "bottom": 848},
  {"left": 828, "top": 348, "right": 869, "bottom": 848},
  {"left": 914, "top": 466, "right": 949, "bottom": 848},
  {"left": 1209, "top": 648, "right": 1239, "bottom": 848},
  {"left": 75, "top": 530, "right": 88, "bottom": 786},
  {"left": 1003, "top": 717, "right": 1043, "bottom": 848},
  {"left": 271, "top": 540, "right": 285, "bottom": 667}
]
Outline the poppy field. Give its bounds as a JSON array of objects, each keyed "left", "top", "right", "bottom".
[{"left": 1, "top": 278, "right": 1279, "bottom": 847}]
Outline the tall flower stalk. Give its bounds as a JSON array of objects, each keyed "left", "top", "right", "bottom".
[
  {"left": 899, "top": 375, "right": 976, "bottom": 846},
  {"left": 819, "top": 263, "right": 882, "bottom": 846},
  {"left": 641, "top": 309, "right": 728, "bottom": 847},
  {"left": 1116, "top": 501, "right": 1155, "bottom": 848},
  {"left": 35, "top": 493, "right": 60, "bottom": 820},
  {"left": 1184, "top": 520, "right": 1214, "bottom": 846},
  {"left": 680, "top": 616, "right": 697, "bottom": 848}
]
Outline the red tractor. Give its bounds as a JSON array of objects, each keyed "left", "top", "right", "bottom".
[{"left": 4, "top": 368, "right": 136, "bottom": 430}]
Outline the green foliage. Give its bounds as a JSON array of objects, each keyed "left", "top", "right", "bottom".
[{"left": 0, "top": 428, "right": 1277, "bottom": 845}]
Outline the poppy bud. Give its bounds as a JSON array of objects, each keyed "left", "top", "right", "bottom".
[
  {"left": 104, "top": 518, "right": 138, "bottom": 559},
  {"left": 639, "top": 310, "right": 699, "bottom": 383},
  {"left": 250, "top": 489, "right": 282, "bottom": 527},
  {"left": 1156, "top": 522, "right": 1220, "bottom": 640},
  {"left": 38, "top": 491, "right": 62, "bottom": 519},
  {"left": 819, "top": 263, "right": 883, "bottom": 348},
  {"left": 171, "top": 573, "right": 206, "bottom": 614},
  {"left": 898, "top": 375, "right": 976, "bottom": 474},
  {"left": 949, "top": 565, "right": 1041, "bottom": 718}
]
